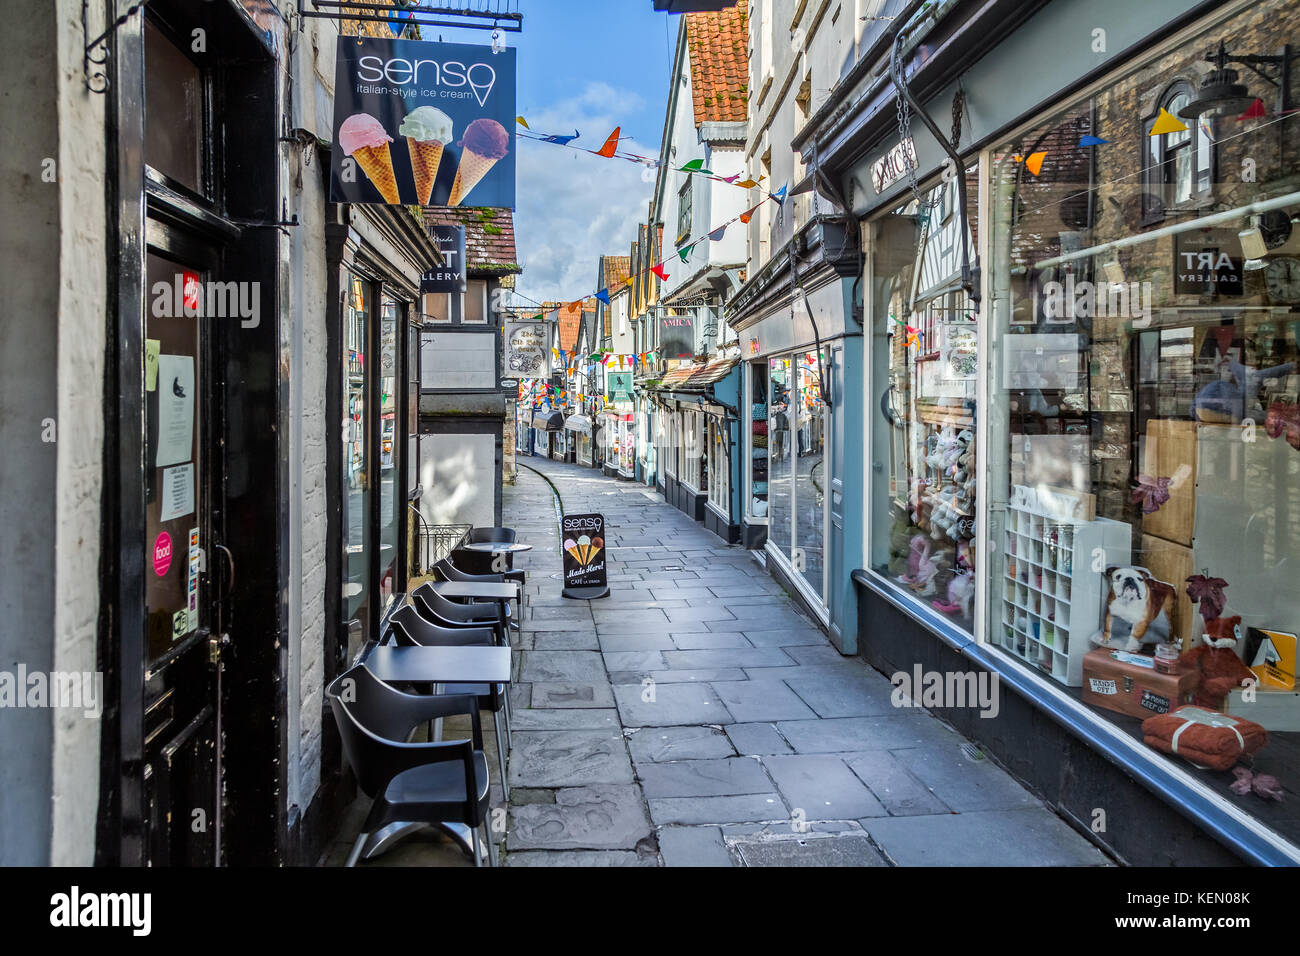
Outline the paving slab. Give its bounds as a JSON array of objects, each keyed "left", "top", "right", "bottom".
[
  {"left": 741, "top": 628, "right": 829, "bottom": 647},
  {"left": 647, "top": 793, "right": 789, "bottom": 826},
  {"left": 507, "top": 785, "right": 652, "bottom": 851},
  {"left": 519, "top": 650, "right": 607, "bottom": 683},
  {"left": 506, "top": 850, "right": 658, "bottom": 867},
  {"left": 761, "top": 754, "right": 888, "bottom": 819},
  {"left": 598, "top": 632, "right": 676, "bottom": 651},
  {"left": 710, "top": 679, "right": 818, "bottom": 723},
  {"left": 669, "top": 631, "right": 752, "bottom": 650},
  {"left": 776, "top": 714, "right": 959, "bottom": 753},
  {"left": 532, "top": 630, "right": 600, "bottom": 650},
  {"left": 784, "top": 672, "right": 898, "bottom": 718},
  {"left": 637, "top": 757, "right": 774, "bottom": 798},
  {"left": 657, "top": 826, "right": 734, "bottom": 867},
  {"left": 660, "top": 648, "right": 796, "bottom": 670},
  {"left": 529, "top": 682, "right": 617, "bottom": 709},
  {"left": 627, "top": 726, "right": 737, "bottom": 763},
  {"left": 725, "top": 722, "right": 794, "bottom": 756},
  {"left": 602, "top": 650, "right": 668, "bottom": 672},
  {"left": 608, "top": 668, "right": 748, "bottom": 685},
  {"left": 508, "top": 730, "right": 633, "bottom": 788},
  {"left": 508, "top": 708, "right": 622, "bottom": 730},
  {"left": 863, "top": 808, "right": 1111, "bottom": 866},
  {"left": 843, "top": 750, "right": 952, "bottom": 816},
  {"left": 613, "top": 681, "right": 732, "bottom": 727},
  {"left": 889, "top": 745, "right": 1041, "bottom": 812},
  {"left": 731, "top": 834, "right": 888, "bottom": 867}
]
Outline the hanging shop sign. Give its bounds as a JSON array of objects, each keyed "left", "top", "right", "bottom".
[
  {"left": 561, "top": 512, "right": 609, "bottom": 600},
  {"left": 504, "top": 320, "right": 551, "bottom": 378},
  {"left": 421, "top": 225, "right": 467, "bottom": 293},
  {"left": 871, "top": 136, "right": 917, "bottom": 194},
  {"left": 331, "top": 37, "right": 516, "bottom": 208},
  {"left": 658, "top": 311, "right": 696, "bottom": 360},
  {"left": 608, "top": 370, "right": 633, "bottom": 402}
]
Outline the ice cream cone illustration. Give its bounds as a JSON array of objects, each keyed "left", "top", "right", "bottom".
[
  {"left": 591, "top": 537, "right": 604, "bottom": 563},
  {"left": 340, "top": 113, "right": 400, "bottom": 204},
  {"left": 449, "top": 118, "right": 510, "bottom": 207},
  {"left": 563, "top": 538, "right": 580, "bottom": 563},
  {"left": 577, "top": 535, "right": 592, "bottom": 565},
  {"left": 399, "top": 106, "right": 453, "bottom": 205}
]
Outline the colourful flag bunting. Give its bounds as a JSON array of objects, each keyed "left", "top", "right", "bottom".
[
  {"left": 680, "top": 158, "right": 713, "bottom": 174},
  {"left": 595, "top": 127, "right": 620, "bottom": 158},
  {"left": 516, "top": 116, "right": 529, "bottom": 129},
  {"left": 1077, "top": 135, "right": 1110, "bottom": 147},
  {"left": 1023, "top": 151, "right": 1046, "bottom": 176},
  {"left": 772, "top": 183, "right": 788, "bottom": 205},
  {"left": 651, "top": 263, "right": 669, "bottom": 281},
  {"left": 541, "top": 129, "right": 580, "bottom": 145},
  {"left": 708, "top": 224, "right": 727, "bottom": 241},
  {"left": 595, "top": 289, "right": 610, "bottom": 305},
  {"left": 1149, "top": 108, "right": 1188, "bottom": 136},
  {"left": 736, "top": 178, "right": 759, "bottom": 189},
  {"left": 677, "top": 243, "right": 694, "bottom": 262},
  {"left": 1239, "top": 98, "right": 1266, "bottom": 120}
]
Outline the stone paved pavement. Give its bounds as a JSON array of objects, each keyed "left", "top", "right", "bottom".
[{"left": 325, "top": 456, "right": 1110, "bottom": 867}]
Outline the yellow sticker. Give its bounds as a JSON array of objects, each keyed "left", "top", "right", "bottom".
[{"left": 146, "top": 339, "right": 160, "bottom": 392}]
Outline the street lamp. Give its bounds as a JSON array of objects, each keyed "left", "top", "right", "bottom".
[{"left": 1178, "top": 40, "right": 1298, "bottom": 121}]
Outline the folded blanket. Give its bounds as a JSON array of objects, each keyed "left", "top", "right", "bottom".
[{"left": 1142, "top": 706, "right": 1268, "bottom": 771}]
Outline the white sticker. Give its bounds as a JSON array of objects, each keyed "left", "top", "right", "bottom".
[
  {"left": 1089, "top": 678, "right": 1118, "bottom": 695},
  {"left": 160, "top": 463, "right": 196, "bottom": 521}
]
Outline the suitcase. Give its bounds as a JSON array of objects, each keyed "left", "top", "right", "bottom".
[{"left": 1081, "top": 647, "right": 1198, "bottom": 719}]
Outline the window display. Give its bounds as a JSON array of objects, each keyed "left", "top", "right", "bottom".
[
  {"left": 767, "top": 357, "right": 793, "bottom": 554},
  {"left": 869, "top": 172, "right": 979, "bottom": 631},
  {"left": 749, "top": 362, "right": 770, "bottom": 518},
  {"left": 986, "top": 0, "right": 1300, "bottom": 833},
  {"left": 796, "top": 350, "right": 827, "bottom": 598}
]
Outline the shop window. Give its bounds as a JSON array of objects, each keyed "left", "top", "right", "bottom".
[
  {"left": 796, "top": 350, "right": 828, "bottom": 598},
  {"left": 343, "top": 272, "right": 372, "bottom": 649},
  {"left": 708, "top": 416, "right": 729, "bottom": 515},
  {"left": 868, "top": 171, "right": 979, "bottom": 632},
  {"left": 987, "top": 0, "right": 1300, "bottom": 845},
  {"left": 749, "top": 362, "right": 770, "bottom": 519},
  {"left": 682, "top": 410, "right": 703, "bottom": 490}
]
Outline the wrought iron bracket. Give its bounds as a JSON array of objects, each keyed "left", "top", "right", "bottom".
[
  {"left": 298, "top": 1, "right": 522, "bottom": 33},
  {"left": 84, "top": 0, "right": 152, "bottom": 93}
]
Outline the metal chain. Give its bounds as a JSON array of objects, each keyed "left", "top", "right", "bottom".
[
  {"left": 891, "top": 51, "right": 940, "bottom": 220},
  {"left": 951, "top": 88, "right": 965, "bottom": 150}
]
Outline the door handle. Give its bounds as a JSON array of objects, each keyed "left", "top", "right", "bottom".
[{"left": 214, "top": 544, "right": 235, "bottom": 596}]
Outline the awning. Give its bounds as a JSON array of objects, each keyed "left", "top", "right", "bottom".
[
  {"left": 596, "top": 409, "right": 621, "bottom": 421},
  {"left": 563, "top": 414, "right": 592, "bottom": 435},
  {"left": 531, "top": 410, "right": 564, "bottom": 431},
  {"left": 652, "top": 356, "right": 739, "bottom": 392},
  {"left": 659, "top": 363, "right": 703, "bottom": 388}
]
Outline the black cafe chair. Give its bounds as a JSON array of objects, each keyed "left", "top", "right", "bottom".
[
  {"left": 390, "top": 605, "right": 511, "bottom": 796},
  {"left": 434, "top": 558, "right": 524, "bottom": 630},
  {"left": 412, "top": 582, "right": 509, "bottom": 645},
  {"left": 423, "top": 567, "right": 517, "bottom": 629},
  {"left": 327, "top": 664, "right": 495, "bottom": 867}
]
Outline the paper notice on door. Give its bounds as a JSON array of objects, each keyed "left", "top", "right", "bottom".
[
  {"left": 160, "top": 462, "right": 195, "bottom": 521},
  {"left": 145, "top": 339, "right": 160, "bottom": 392},
  {"left": 156, "top": 354, "right": 194, "bottom": 467}
]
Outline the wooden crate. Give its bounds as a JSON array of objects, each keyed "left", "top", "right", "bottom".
[
  {"left": 1137, "top": 534, "right": 1196, "bottom": 647},
  {"left": 1140, "top": 419, "right": 1197, "bottom": 546}
]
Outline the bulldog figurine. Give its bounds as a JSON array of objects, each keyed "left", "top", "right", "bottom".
[{"left": 1100, "top": 566, "right": 1176, "bottom": 653}]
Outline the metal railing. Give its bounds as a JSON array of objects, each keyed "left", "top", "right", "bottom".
[{"left": 408, "top": 506, "right": 471, "bottom": 575}]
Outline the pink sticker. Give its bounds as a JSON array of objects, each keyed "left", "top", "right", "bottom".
[{"left": 153, "top": 532, "right": 173, "bottom": 577}]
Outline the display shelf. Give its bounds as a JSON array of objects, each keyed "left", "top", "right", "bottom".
[{"left": 997, "top": 486, "right": 1130, "bottom": 686}]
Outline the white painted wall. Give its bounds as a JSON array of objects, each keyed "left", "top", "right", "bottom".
[{"left": 420, "top": 434, "right": 496, "bottom": 528}]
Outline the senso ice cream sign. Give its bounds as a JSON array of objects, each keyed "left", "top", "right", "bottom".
[{"left": 331, "top": 38, "right": 515, "bottom": 209}]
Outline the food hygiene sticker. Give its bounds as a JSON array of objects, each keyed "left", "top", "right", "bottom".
[
  {"left": 561, "top": 513, "right": 607, "bottom": 590},
  {"left": 330, "top": 37, "right": 516, "bottom": 209}
]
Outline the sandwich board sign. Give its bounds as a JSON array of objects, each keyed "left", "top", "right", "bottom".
[{"left": 561, "top": 512, "right": 609, "bottom": 600}]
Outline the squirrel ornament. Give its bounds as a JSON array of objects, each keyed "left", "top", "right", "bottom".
[{"left": 1180, "top": 615, "right": 1255, "bottom": 710}]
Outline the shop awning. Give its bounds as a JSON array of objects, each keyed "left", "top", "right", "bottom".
[
  {"left": 652, "top": 356, "right": 739, "bottom": 392},
  {"left": 596, "top": 409, "right": 622, "bottom": 421},
  {"left": 531, "top": 410, "right": 564, "bottom": 431},
  {"left": 563, "top": 414, "right": 592, "bottom": 435},
  {"left": 658, "top": 363, "right": 702, "bottom": 388}
]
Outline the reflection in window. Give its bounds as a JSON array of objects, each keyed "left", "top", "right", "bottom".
[
  {"left": 796, "top": 350, "right": 827, "bottom": 598},
  {"left": 144, "top": 19, "right": 203, "bottom": 194},
  {"left": 344, "top": 274, "right": 372, "bottom": 650},
  {"left": 750, "top": 362, "right": 770, "bottom": 518}
]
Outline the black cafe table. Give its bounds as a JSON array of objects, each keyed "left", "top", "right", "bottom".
[
  {"left": 364, "top": 644, "right": 511, "bottom": 686},
  {"left": 430, "top": 579, "right": 520, "bottom": 632},
  {"left": 460, "top": 541, "right": 534, "bottom": 554}
]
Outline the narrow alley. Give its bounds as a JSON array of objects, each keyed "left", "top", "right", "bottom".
[{"left": 328, "top": 458, "right": 1109, "bottom": 867}]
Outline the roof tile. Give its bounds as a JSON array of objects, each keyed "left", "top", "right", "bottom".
[
  {"left": 684, "top": 1, "right": 748, "bottom": 126},
  {"left": 422, "top": 206, "right": 521, "bottom": 274}
]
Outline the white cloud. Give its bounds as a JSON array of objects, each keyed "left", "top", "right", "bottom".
[{"left": 511, "top": 82, "right": 658, "bottom": 306}]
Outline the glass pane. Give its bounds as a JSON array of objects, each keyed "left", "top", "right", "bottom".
[
  {"left": 379, "top": 298, "right": 400, "bottom": 609},
  {"left": 144, "top": 253, "right": 203, "bottom": 663},
  {"left": 796, "top": 350, "right": 827, "bottom": 598},
  {"left": 463, "top": 281, "right": 487, "bottom": 323},
  {"left": 768, "top": 356, "right": 793, "bottom": 555},
  {"left": 422, "top": 292, "right": 451, "bottom": 322},
  {"left": 344, "top": 273, "right": 371, "bottom": 650},
  {"left": 144, "top": 20, "right": 202, "bottom": 193},
  {"left": 869, "top": 174, "right": 978, "bottom": 631},
  {"left": 750, "top": 362, "right": 770, "bottom": 518}
]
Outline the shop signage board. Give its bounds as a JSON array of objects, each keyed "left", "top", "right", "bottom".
[
  {"left": 1173, "top": 231, "right": 1243, "bottom": 296},
  {"left": 561, "top": 512, "right": 609, "bottom": 599},
  {"left": 503, "top": 320, "right": 551, "bottom": 378},
  {"left": 421, "top": 225, "right": 467, "bottom": 293},
  {"left": 658, "top": 312, "right": 695, "bottom": 360},
  {"left": 608, "top": 370, "right": 633, "bottom": 402},
  {"left": 871, "top": 136, "right": 917, "bottom": 194},
  {"left": 331, "top": 38, "right": 516, "bottom": 208}
]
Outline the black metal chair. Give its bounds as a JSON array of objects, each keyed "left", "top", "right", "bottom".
[
  {"left": 389, "top": 606, "right": 510, "bottom": 799},
  {"left": 327, "top": 664, "right": 495, "bottom": 867},
  {"left": 433, "top": 558, "right": 524, "bottom": 630},
  {"left": 468, "top": 527, "right": 517, "bottom": 544}
]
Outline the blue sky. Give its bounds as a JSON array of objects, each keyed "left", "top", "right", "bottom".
[{"left": 440, "top": 1, "right": 675, "bottom": 305}]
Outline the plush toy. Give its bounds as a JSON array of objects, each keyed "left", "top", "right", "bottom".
[
  {"left": 1181, "top": 615, "right": 1256, "bottom": 710},
  {"left": 898, "top": 534, "right": 940, "bottom": 596},
  {"left": 932, "top": 570, "right": 974, "bottom": 618}
]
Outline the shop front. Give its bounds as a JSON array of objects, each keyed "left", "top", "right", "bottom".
[
  {"left": 839, "top": 0, "right": 1300, "bottom": 864},
  {"left": 731, "top": 264, "right": 863, "bottom": 649},
  {"left": 565, "top": 414, "right": 594, "bottom": 466}
]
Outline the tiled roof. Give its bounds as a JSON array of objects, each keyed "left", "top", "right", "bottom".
[
  {"left": 684, "top": 1, "right": 748, "bottom": 126},
  {"left": 558, "top": 301, "right": 583, "bottom": 353},
  {"left": 422, "top": 206, "right": 522, "bottom": 274},
  {"left": 602, "top": 256, "right": 631, "bottom": 291}
]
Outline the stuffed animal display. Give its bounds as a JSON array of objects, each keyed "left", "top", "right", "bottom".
[
  {"left": 1181, "top": 615, "right": 1256, "bottom": 710},
  {"left": 897, "top": 534, "right": 940, "bottom": 596}
]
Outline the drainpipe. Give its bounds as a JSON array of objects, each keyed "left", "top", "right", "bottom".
[{"left": 888, "top": 0, "right": 981, "bottom": 310}]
